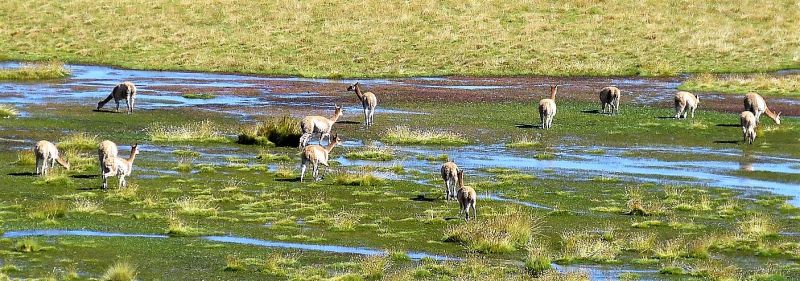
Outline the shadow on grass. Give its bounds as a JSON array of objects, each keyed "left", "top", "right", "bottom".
[
  {"left": 515, "top": 124, "right": 541, "bottom": 129},
  {"left": 8, "top": 172, "right": 36, "bottom": 176},
  {"left": 92, "top": 109, "right": 120, "bottom": 114},
  {"left": 335, "top": 120, "right": 361, "bottom": 125},
  {"left": 410, "top": 194, "right": 438, "bottom": 202},
  {"left": 713, "top": 140, "right": 740, "bottom": 144},
  {"left": 581, "top": 109, "right": 601, "bottom": 114},
  {"left": 274, "top": 177, "right": 301, "bottom": 182},
  {"left": 716, "top": 124, "right": 741, "bottom": 127},
  {"left": 655, "top": 116, "right": 676, "bottom": 119},
  {"left": 77, "top": 186, "right": 104, "bottom": 191},
  {"left": 70, "top": 174, "right": 98, "bottom": 179}
]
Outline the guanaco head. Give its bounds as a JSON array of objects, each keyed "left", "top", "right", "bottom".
[
  {"left": 456, "top": 169, "right": 464, "bottom": 187},
  {"left": 334, "top": 104, "right": 343, "bottom": 118},
  {"left": 130, "top": 143, "right": 140, "bottom": 157},
  {"left": 775, "top": 112, "right": 782, "bottom": 125},
  {"left": 550, "top": 85, "right": 559, "bottom": 100},
  {"left": 346, "top": 82, "right": 360, "bottom": 92},
  {"left": 694, "top": 94, "right": 700, "bottom": 104},
  {"left": 330, "top": 134, "right": 342, "bottom": 146},
  {"left": 57, "top": 157, "right": 71, "bottom": 170}
]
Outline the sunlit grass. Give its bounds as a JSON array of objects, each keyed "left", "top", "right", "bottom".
[
  {"left": 147, "top": 120, "right": 229, "bottom": 142},
  {"left": 57, "top": 132, "right": 98, "bottom": 151},
  {"left": 174, "top": 197, "right": 218, "bottom": 217},
  {"left": 224, "top": 255, "right": 245, "bottom": 271},
  {"left": 0, "top": 104, "right": 18, "bottom": 118},
  {"left": 506, "top": 136, "right": 541, "bottom": 149},
  {"left": 333, "top": 172, "right": 385, "bottom": 186},
  {"left": 256, "top": 150, "right": 292, "bottom": 162},
  {"left": 738, "top": 214, "right": 779, "bottom": 239},
  {"left": 344, "top": 146, "right": 394, "bottom": 161},
  {"left": 558, "top": 230, "right": 620, "bottom": 263},
  {"left": 14, "top": 150, "right": 35, "bottom": 166},
  {"left": 0, "top": 61, "right": 70, "bottom": 80},
  {"left": 444, "top": 207, "right": 541, "bottom": 253},
  {"left": 101, "top": 261, "right": 137, "bottom": 281},
  {"left": 680, "top": 73, "right": 800, "bottom": 96},
  {"left": 383, "top": 126, "right": 468, "bottom": 146},
  {"left": 182, "top": 93, "right": 216, "bottom": 99},
  {"left": 70, "top": 198, "right": 103, "bottom": 214}
]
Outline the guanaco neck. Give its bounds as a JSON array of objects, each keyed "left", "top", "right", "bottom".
[
  {"left": 550, "top": 86, "right": 558, "bottom": 101},
  {"left": 324, "top": 142, "right": 338, "bottom": 154},
  {"left": 330, "top": 111, "right": 341, "bottom": 123},
  {"left": 353, "top": 85, "right": 365, "bottom": 101},
  {"left": 457, "top": 173, "right": 464, "bottom": 188},
  {"left": 55, "top": 157, "right": 69, "bottom": 168},
  {"left": 124, "top": 151, "right": 138, "bottom": 168},
  {"left": 764, "top": 107, "right": 779, "bottom": 121}
]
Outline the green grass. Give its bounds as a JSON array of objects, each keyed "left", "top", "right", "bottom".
[
  {"left": 333, "top": 172, "right": 385, "bottom": 187},
  {"left": 383, "top": 126, "right": 468, "bottom": 146},
  {"left": 147, "top": 120, "right": 229, "bottom": 143},
  {"left": 256, "top": 151, "right": 292, "bottom": 162},
  {"left": 181, "top": 93, "right": 216, "bottom": 99},
  {"left": 2, "top": 2, "right": 799, "bottom": 77},
  {"left": 0, "top": 61, "right": 69, "bottom": 80},
  {"left": 680, "top": 73, "right": 800, "bottom": 96},
  {"left": 101, "top": 261, "right": 137, "bottom": 281},
  {"left": 444, "top": 207, "right": 541, "bottom": 253},
  {"left": 506, "top": 136, "right": 541, "bottom": 149},
  {"left": 344, "top": 146, "right": 394, "bottom": 161},
  {"left": 0, "top": 104, "right": 18, "bottom": 118},
  {"left": 57, "top": 132, "right": 98, "bottom": 151},
  {"left": 238, "top": 116, "right": 301, "bottom": 147}
]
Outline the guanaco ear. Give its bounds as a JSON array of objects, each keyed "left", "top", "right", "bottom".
[{"left": 778, "top": 112, "right": 782, "bottom": 117}]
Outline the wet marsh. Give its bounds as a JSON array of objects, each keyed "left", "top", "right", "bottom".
[{"left": 1, "top": 65, "right": 800, "bottom": 280}]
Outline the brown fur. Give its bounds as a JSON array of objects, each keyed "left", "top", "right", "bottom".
[
  {"left": 102, "top": 144, "right": 139, "bottom": 189},
  {"left": 97, "top": 82, "right": 137, "bottom": 114},
  {"left": 440, "top": 161, "right": 459, "bottom": 200},
  {"left": 744, "top": 92, "right": 781, "bottom": 125},
  {"left": 674, "top": 91, "right": 699, "bottom": 119},
  {"left": 98, "top": 140, "right": 118, "bottom": 174},
  {"left": 33, "top": 140, "right": 70, "bottom": 176},
  {"left": 300, "top": 135, "right": 341, "bottom": 182},
  {"left": 599, "top": 86, "right": 621, "bottom": 115},
  {"left": 740, "top": 111, "right": 757, "bottom": 145},
  {"left": 299, "top": 105, "right": 343, "bottom": 147},
  {"left": 347, "top": 82, "right": 378, "bottom": 126},
  {"left": 456, "top": 170, "right": 477, "bottom": 221},
  {"left": 538, "top": 85, "right": 558, "bottom": 129}
]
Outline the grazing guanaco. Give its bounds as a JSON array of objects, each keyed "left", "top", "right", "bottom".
[
  {"left": 744, "top": 92, "right": 781, "bottom": 125},
  {"left": 599, "top": 86, "right": 621, "bottom": 115},
  {"left": 102, "top": 144, "right": 140, "bottom": 189},
  {"left": 98, "top": 140, "right": 118, "bottom": 174},
  {"left": 538, "top": 85, "right": 558, "bottom": 129},
  {"left": 299, "top": 105, "right": 343, "bottom": 148},
  {"left": 33, "top": 140, "right": 70, "bottom": 176},
  {"left": 300, "top": 134, "right": 341, "bottom": 182},
  {"left": 456, "top": 170, "right": 477, "bottom": 221},
  {"left": 97, "top": 82, "right": 137, "bottom": 114},
  {"left": 740, "top": 111, "right": 757, "bottom": 145},
  {"left": 440, "top": 161, "right": 459, "bottom": 200},
  {"left": 347, "top": 82, "right": 378, "bottom": 126},
  {"left": 674, "top": 91, "right": 699, "bottom": 119}
]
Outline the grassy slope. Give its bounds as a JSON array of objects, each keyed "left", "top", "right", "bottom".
[
  {"left": 1, "top": 1, "right": 799, "bottom": 77},
  {"left": 680, "top": 73, "right": 800, "bottom": 96}
]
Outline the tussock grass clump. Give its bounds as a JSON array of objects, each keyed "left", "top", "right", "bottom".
[
  {"left": 238, "top": 116, "right": 301, "bottom": 147},
  {"left": 0, "top": 61, "right": 70, "bottom": 80},
  {"left": 525, "top": 243, "right": 552, "bottom": 276},
  {"left": 262, "top": 253, "right": 298, "bottom": 277},
  {"left": 101, "top": 261, "right": 137, "bottom": 281},
  {"left": 416, "top": 154, "right": 449, "bottom": 162},
  {"left": 173, "top": 149, "right": 201, "bottom": 159},
  {"left": 33, "top": 170, "right": 74, "bottom": 186},
  {"left": 274, "top": 165, "right": 297, "bottom": 178},
  {"left": 334, "top": 172, "right": 384, "bottom": 186},
  {"left": 182, "top": 93, "right": 216, "bottom": 99},
  {"left": 224, "top": 255, "right": 245, "bottom": 271},
  {"left": 444, "top": 207, "right": 541, "bottom": 253},
  {"left": 29, "top": 200, "right": 68, "bottom": 220},
  {"left": 0, "top": 104, "right": 18, "bottom": 118},
  {"left": 558, "top": 230, "right": 620, "bottom": 263},
  {"left": 57, "top": 132, "right": 98, "bottom": 151},
  {"left": 359, "top": 255, "right": 388, "bottom": 279},
  {"left": 330, "top": 211, "right": 362, "bottom": 231},
  {"left": 738, "top": 214, "right": 779, "bottom": 239},
  {"left": 13, "top": 239, "right": 42, "bottom": 252},
  {"left": 70, "top": 198, "right": 103, "bottom": 214},
  {"left": 147, "top": 120, "right": 229, "bottom": 143},
  {"left": 383, "top": 126, "right": 468, "bottom": 146},
  {"left": 174, "top": 197, "right": 218, "bottom": 217},
  {"left": 166, "top": 214, "right": 208, "bottom": 237},
  {"left": 344, "top": 146, "right": 394, "bottom": 161},
  {"left": 680, "top": 73, "right": 800, "bottom": 97},
  {"left": 14, "top": 150, "right": 35, "bottom": 166},
  {"left": 506, "top": 136, "right": 541, "bottom": 149}
]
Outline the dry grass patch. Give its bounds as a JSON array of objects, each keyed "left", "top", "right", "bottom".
[
  {"left": 444, "top": 207, "right": 541, "bottom": 253},
  {"left": 383, "top": 126, "right": 468, "bottom": 146},
  {"left": 147, "top": 120, "right": 228, "bottom": 143},
  {"left": 0, "top": 104, "right": 18, "bottom": 118},
  {"left": 681, "top": 73, "right": 800, "bottom": 96},
  {"left": 0, "top": 61, "right": 70, "bottom": 80}
]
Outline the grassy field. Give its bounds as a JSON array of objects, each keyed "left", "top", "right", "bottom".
[
  {"left": 1, "top": 101, "right": 800, "bottom": 280},
  {"left": 680, "top": 73, "right": 800, "bottom": 96},
  {"left": 0, "top": 61, "right": 69, "bottom": 80},
  {"left": 1, "top": 1, "right": 799, "bottom": 77}
]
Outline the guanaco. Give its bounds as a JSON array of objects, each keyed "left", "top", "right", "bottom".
[
  {"left": 456, "top": 170, "right": 477, "bottom": 221},
  {"left": 97, "top": 82, "right": 137, "bottom": 114},
  {"left": 674, "top": 91, "right": 699, "bottom": 119},
  {"left": 33, "top": 140, "right": 70, "bottom": 176},
  {"left": 347, "top": 82, "right": 378, "bottom": 126},
  {"left": 538, "top": 85, "right": 558, "bottom": 129},
  {"left": 300, "top": 134, "right": 341, "bottom": 182},
  {"left": 299, "top": 105, "right": 343, "bottom": 147},
  {"left": 102, "top": 144, "right": 140, "bottom": 189},
  {"left": 440, "top": 161, "right": 459, "bottom": 200},
  {"left": 740, "top": 111, "right": 757, "bottom": 145},
  {"left": 744, "top": 92, "right": 781, "bottom": 125},
  {"left": 98, "top": 140, "right": 118, "bottom": 174},
  {"left": 599, "top": 86, "right": 621, "bottom": 115}
]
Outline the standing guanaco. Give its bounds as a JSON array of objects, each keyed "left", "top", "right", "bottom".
[
  {"left": 347, "top": 82, "right": 378, "bottom": 126},
  {"left": 538, "top": 85, "right": 558, "bottom": 129},
  {"left": 300, "top": 135, "right": 341, "bottom": 182}
]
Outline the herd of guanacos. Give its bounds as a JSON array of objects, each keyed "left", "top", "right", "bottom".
[{"left": 29, "top": 80, "right": 782, "bottom": 221}]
